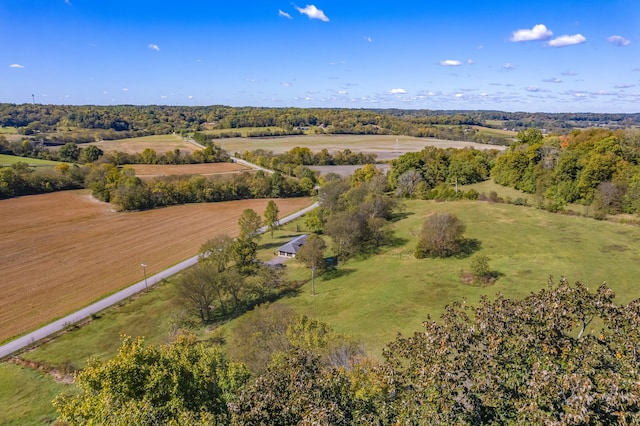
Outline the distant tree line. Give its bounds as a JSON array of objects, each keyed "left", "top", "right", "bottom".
[
  {"left": 11, "top": 103, "right": 624, "bottom": 146},
  {"left": 238, "top": 146, "right": 377, "bottom": 174},
  {"left": 0, "top": 162, "right": 86, "bottom": 199},
  {"left": 388, "top": 146, "right": 498, "bottom": 200},
  {"left": 492, "top": 128, "right": 640, "bottom": 217},
  {"left": 86, "top": 165, "right": 310, "bottom": 211}
]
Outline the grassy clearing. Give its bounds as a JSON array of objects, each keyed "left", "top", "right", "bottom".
[
  {"left": 276, "top": 199, "right": 640, "bottom": 356},
  {"left": 0, "top": 154, "right": 62, "bottom": 166},
  {"left": 202, "top": 127, "right": 288, "bottom": 136},
  {"left": 0, "top": 363, "right": 66, "bottom": 426},
  {"left": 21, "top": 279, "right": 181, "bottom": 370},
  {"left": 0, "top": 126, "right": 18, "bottom": 134}
]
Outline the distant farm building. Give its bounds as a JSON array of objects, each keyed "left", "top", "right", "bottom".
[{"left": 277, "top": 234, "right": 309, "bottom": 258}]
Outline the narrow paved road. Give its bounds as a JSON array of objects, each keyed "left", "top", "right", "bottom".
[{"left": 0, "top": 197, "right": 318, "bottom": 360}]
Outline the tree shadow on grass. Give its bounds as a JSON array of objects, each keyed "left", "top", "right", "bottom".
[
  {"left": 320, "top": 268, "right": 356, "bottom": 282},
  {"left": 389, "top": 211, "right": 415, "bottom": 223},
  {"left": 455, "top": 238, "right": 482, "bottom": 259}
]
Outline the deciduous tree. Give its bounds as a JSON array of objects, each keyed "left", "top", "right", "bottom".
[
  {"left": 415, "top": 212, "right": 465, "bottom": 258},
  {"left": 263, "top": 200, "right": 280, "bottom": 237}
]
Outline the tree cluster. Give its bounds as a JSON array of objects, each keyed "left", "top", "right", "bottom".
[
  {"left": 389, "top": 146, "right": 497, "bottom": 199},
  {"left": 241, "top": 146, "right": 377, "bottom": 167},
  {"left": 316, "top": 171, "right": 398, "bottom": 260},
  {"left": 86, "top": 165, "right": 307, "bottom": 211},
  {"left": 492, "top": 128, "right": 640, "bottom": 216},
  {"left": 55, "top": 280, "right": 640, "bottom": 424},
  {"left": 0, "top": 162, "right": 87, "bottom": 199}
]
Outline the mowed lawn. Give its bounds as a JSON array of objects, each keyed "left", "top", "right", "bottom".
[
  {"left": 278, "top": 199, "right": 640, "bottom": 357},
  {"left": 0, "top": 190, "right": 314, "bottom": 343},
  {"left": 0, "top": 154, "right": 62, "bottom": 166}
]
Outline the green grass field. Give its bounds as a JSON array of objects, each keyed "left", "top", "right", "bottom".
[
  {"left": 0, "top": 126, "right": 18, "bottom": 134},
  {"left": 7, "top": 198, "right": 640, "bottom": 422},
  {"left": 0, "top": 154, "right": 62, "bottom": 166},
  {"left": 0, "top": 363, "right": 67, "bottom": 426},
  {"left": 202, "top": 126, "right": 289, "bottom": 136}
]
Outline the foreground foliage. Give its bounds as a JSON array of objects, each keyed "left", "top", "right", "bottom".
[
  {"left": 54, "top": 280, "right": 640, "bottom": 424},
  {"left": 53, "top": 334, "right": 249, "bottom": 425}
]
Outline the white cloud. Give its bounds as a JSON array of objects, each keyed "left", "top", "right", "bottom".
[
  {"left": 278, "top": 9, "right": 292, "bottom": 19},
  {"left": 122, "top": 88, "right": 129, "bottom": 92},
  {"left": 526, "top": 86, "right": 540, "bottom": 92},
  {"left": 64, "top": 0, "right": 72, "bottom": 5},
  {"left": 388, "top": 88, "right": 407, "bottom": 94},
  {"left": 9, "top": 63, "right": 24, "bottom": 68},
  {"left": 510, "top": 24, "right": 552, "bottom": 42},
  {"left": 503, "top": 63, "right": 515, "bottom": 70},
  {"left": 608, "top": 35, "right": 631, "bottom": 46},
  {"left": 615, "top": 84, "right": 635, "bottom": 89},
  {"left": 295, "top": 4, "right": 329, "bottom": 22},
  {"left": 148, "top": 44, "right": 160, "bottom": 51},
  {"left": 364, "top": 36, "right": 373, "bottom": 43},
  {"left": 338, "top": 90, "right": 348, "bottom": 95},
  {"left": 561, "top": 71, "right": 578, "bottom": 76},
  {"left": 543, "top": 77, "right": 562, "bottom": 83},
  {"left": 439, "top": 59, "right": 461, "bottom": 66},
  {"left": 467, "top": 59, "right": 475, "bottom": 65},
  {"left": 547, "top": 34, "right": 586, "bottom": 47},
  {"left": 281, "top": 82, "right": 293, "bottom": 87}
]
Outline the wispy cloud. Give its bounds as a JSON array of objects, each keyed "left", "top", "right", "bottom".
[
  {"left": 295, "top": 4, "right": 329, "bottom": 22},
  {"left": 148, "top": 43, "right": 160, "bottom": 51},
  {"left": 510, "top": 24, "right": 552, "bottom": 42},
  {"left": 615, "top": 84, "right": 635, "bottom": 89},
  {"left": 526, "top": 86, "right": 541, "bottom": 92},
  {"left": 278, "top": 9, "right": 292, "bottom": 19},
  {"left": 608, "top": 35, "right": 631, "bottom": 46},
  {"left": 9, "top": 63, "right": 24, "bottom": 69},
  {"left": 503, "top": 63, "right": 516, "bottom": 70},
  {"left": 122, "top": 88, "right": 129, "bottom": 92},
  {"left": 439, "top": 59, "right": 461, "bottom": 66},
  {"left": 64, "top": 0, "right": 72, "bottom": 5},
  {"left": 543, "top": 77, "right": 562, "bottom": 83},
  {"left": 561, "top": 71, "right": 578, "bottom": 76},
  {"left": 364, "top": 36, "right": 373, "bottom": 43},
  {"left": 281, "top": 82, "right": 293, "bottom": 87},
  {"left": 388, "top": 88, "right": 407, "bottom": 94},
  {"left": 547, "top": 34, "right": 586, "bottom": 47}
]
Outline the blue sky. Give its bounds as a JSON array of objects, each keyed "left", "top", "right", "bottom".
[{"left": 1, "top": 0, "right": 639, "bottom": 112}]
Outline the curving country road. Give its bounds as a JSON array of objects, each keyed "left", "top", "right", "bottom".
[{"left": 0, "top": 154, "right": 318, "bottom": 359}]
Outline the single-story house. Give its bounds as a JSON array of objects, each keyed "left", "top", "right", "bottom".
[{"left": 277, "top": 234, "right": 309, "bottom": 258}]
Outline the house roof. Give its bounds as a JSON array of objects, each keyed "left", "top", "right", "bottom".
[{"left": 277, "top": 234, "right": 309, "bottom": 254}]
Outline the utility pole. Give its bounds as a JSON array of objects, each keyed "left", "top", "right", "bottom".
[{"left": 141, "top": 263, "right": 148, "bottom": 289}]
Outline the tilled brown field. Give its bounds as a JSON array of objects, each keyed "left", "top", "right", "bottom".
[
  {"left": 130, "top": 162, "right": 250, "bottom": 177},
  {"left": 0, "top": 191, "right": 313, "bottom": 342}
]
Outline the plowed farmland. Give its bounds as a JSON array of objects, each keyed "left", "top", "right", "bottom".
[
  {"left": 0, "top": 191, "right": 313, "bottom": 342},
  {"left": 130, "top": 162, "right": 250, "bottom": 178}
]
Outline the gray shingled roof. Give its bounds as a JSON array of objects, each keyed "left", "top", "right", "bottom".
[{"left": 277, "top": 234, "right": 309, "bottom": 255}]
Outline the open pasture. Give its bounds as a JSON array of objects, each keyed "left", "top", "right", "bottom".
[
  {"left": 87, "top": 134, "right": 199, "bottom": 154},
  {"left": 0, "top": 154, "right": 62, "bottom": 166},
  {"left": 0, "top": 191, "right": 313, "bottom": 343},
  {"left": 218, "top": 134, "right": 504, "bottom": 161},
  {"left": 130, "top": 162, "right": 250, "bottom": 178}
]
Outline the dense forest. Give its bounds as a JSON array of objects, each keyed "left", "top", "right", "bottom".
[{"left": 3, "top": 103, "right": 640, "bottom": 146}]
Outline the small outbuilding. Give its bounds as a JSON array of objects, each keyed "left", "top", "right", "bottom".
[{"left": 277, "top": 234, "right": 309, "bottom": 258}]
